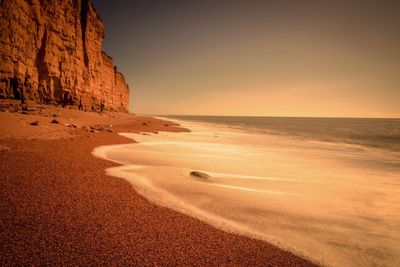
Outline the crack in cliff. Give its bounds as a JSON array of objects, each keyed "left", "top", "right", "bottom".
[
  {"left": 80, "top": 0, "right": 90, "bottom": 69},
  {"left": 35, "top": 26, "right": 50, "bottom": 103}
]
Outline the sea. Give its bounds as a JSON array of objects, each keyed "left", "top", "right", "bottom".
[{"left": 93, "top": 116, "right": 400, "bottom": 267}]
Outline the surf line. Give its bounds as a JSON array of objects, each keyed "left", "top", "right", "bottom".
[{"left": 204, "top": 183, "right": 302, "bottom": 196}]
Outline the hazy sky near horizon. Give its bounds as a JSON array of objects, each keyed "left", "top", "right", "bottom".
[{"left": 93, "top": 0, "right": 400, "bottom": 117}]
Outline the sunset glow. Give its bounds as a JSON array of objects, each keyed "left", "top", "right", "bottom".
[{"left": 95, "top": 0, "right": 400, "bottom": 117}]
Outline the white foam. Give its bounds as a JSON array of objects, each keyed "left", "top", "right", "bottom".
[
  {"left": 92, "top": 118, "right": 400, "bottom": 267},
  {"left": 209, "top": 183, "right": 303, "bottom": 196}
]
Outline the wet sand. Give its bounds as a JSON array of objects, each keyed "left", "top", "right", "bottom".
[{"left": 0, "top": 106, "right": 314, "bottom": 266}]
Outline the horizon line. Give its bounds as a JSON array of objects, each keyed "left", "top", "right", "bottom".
[{"left": 135, "top": 113, "right": 400, "bottom": 120}]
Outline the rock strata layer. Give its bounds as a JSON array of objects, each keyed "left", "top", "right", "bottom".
[{"left": 0, "top": 0, "right": 129, "bottom": 112}]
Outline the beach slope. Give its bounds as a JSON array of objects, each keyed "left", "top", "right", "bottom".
[{"left": 0, "top": 107, "right": 314, "bottom": 266}]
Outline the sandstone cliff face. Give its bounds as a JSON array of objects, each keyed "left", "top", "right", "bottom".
[{"left": 0, "top": 0, "right": 129, "bottom": 112}]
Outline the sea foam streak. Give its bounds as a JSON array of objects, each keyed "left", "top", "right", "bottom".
[{"left": 93, "top": 118, "right": 400, "bottom": 267}]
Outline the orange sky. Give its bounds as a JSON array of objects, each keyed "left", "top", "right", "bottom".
[{"left": 95, "top": 0, "right": 400, "bottom": 117}]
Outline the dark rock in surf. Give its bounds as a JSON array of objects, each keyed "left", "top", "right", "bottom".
[{"left": 190, "top": 171, "right": 212, "bottom": 181}]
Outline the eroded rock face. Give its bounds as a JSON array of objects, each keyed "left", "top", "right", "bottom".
[{"left": 0, "top": 0, "right": 129, "bottom": 112}]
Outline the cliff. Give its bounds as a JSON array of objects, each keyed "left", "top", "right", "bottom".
[{"left": 0, "top": 0, "right": 129, "bottom": 112}]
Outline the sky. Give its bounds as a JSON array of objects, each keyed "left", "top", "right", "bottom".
[{"left": 93, "top": 0, "right": 400, "bottom": 117}]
